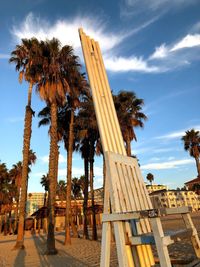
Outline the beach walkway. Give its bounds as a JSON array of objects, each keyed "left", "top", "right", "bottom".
[{"left": 0, "top": 212, "right": 200, "bottom": 267}]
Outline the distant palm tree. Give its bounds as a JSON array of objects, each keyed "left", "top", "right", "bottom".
[
  {"left": 63, "top": 74, "right": 88, "bottom": 245},
  {"left": 9, "top": 161, "right": 22, "bottom": 232},
  {"left": 146, "top": 173, "right": 154, "bottom": 185},
  {"left": 77, "top": 93, "right": 99, "bottom": 240},
  {"left": 10, "top": 38, "right": 40, "bottom": 249},
  {"left": 114, "top": 91, "right": 147, "bottom": 156},
  {"left": 182, "top": 129, "right": 200, "bottom": 177},
  {"left": 0, "top": 162, "right": 16, "bottom": 235},
  {"left": 40, "top": 174, "right": 49, "bottom": 207},
  {"left": 77, "top": 137, "right": 90, "bottom": 239},
  {"left": 56, "top": 180, "right": 66, "bottom": 207},
  {"left": 72, "top": 177, "right": 82, "bottom": 226}
]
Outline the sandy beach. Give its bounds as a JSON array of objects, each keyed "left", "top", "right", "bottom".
[{"left": 0, "top": 212, "right": 200, "bottom": 267}]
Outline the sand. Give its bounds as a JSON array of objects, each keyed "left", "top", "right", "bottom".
[{"left": 0, "top": 212, "right": 200, "bottom": 267}]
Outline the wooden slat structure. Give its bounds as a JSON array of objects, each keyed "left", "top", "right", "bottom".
[{"left": 78, "top": 28, "right": 200, "bottom": 267}]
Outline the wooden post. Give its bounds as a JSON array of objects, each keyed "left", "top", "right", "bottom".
[
  {"left": 182, "top": 213, "right": 200, "bottom": 258},
  {"left": 150, "top": 218, "right": 172, "bottom": 267}
]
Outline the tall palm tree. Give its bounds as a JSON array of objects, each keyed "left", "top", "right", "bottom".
[
  {"left": 182, "top": 129, "right": 200, "bottom": 176},
  {"left": 37, "top": 66, "right": 86, "bottom": 245},
  {"left": 63, "top": 74, "right": 88, "bottom": 245},
  {"left": 36, "top": 38, "right": 80, "bottom": 254},
  {"left": 10, "top": 38, "right": 40, "bottom": 249},
  {"left": 77, "top": 93, "right": 99, "bottom": 240},
  {"left": 77, "top": 137, "right": 90, "bottom": 239},
  {"left": 38, "top": 105, "right": 62, "bottom": 199},
  {"left": 114, "top": 91, "right": 147, "bottom": 156}
]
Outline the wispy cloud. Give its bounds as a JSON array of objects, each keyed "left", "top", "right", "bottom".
[
  {"left": 0, "top": 53, "right": 9, "bottom": 59},
  {"left": 7, "top": 116, "right": 24, "bottom": 123},
  {"left": 11, "top": 12, "right": 160, "bottom": 74},
  {"left": 11, "top": 13, "right": 122, "bottom": 53},
  {"left": 121, "top": 0, "right": 198, "bottom": 18},
  {"left": 150, "top": 34, "right": 200, "bottom": 60},
  {"left": 58, "top": 166, "right": 102, "bottom": 179},
  {"left": 11, "top": 13, "right": 200, "bottom": 74},
  {"left": 40, "top": 154, "right": 66, "bottom": 164},
  {"left": 104, "top": 56, "right": 158, "bottom": 73},
  {"left": 156, "top": 125, "right": 200, "bottom": 140},
  {"left": 141, "top": 158, "right": 193, "bottom": 170}
]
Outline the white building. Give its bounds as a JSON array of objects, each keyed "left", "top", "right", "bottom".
[
  {"left": 27, "top": 193, "right": 45, "bottom": 216},
  {"left": 150, "top": 189, "right": 200, "bottom": 211}
]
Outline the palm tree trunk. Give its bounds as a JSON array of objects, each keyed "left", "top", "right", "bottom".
[
  {"left": 3, "top": 213, "right": 7, "bottom": 236},
  {"left": 195, "top": 157, "right": 200, "bottom": 177},
  {"left": 14, "top": 83, "right": 33, "bottom": 249},
  {"left": 14, "top": 200, "right": 19, "bottom": 233},
  {"left": 55, "top": 144, "right": 59, "bottom": 191},
  {"left": 126, "top": 137, "right": 132, "bottom": 157},
  {"left": 90, "top": 155, "right": 97, "bottom": 240},
  {"left": 46, "top": 102, "right": 58, "bottom": 255},
  {"left": 9, "top": 211, "right": 12, "bottom": 235},
  {"left": 83, "top": 157, "right": 89, "bottom": 239},
  {"left": 65, "top": 110, "right": 74, "bottom": 245},
  {"left": 44, "top": 191, "right": 47, "bottom": 207},
  {"left": 0, "top": 215, "right": 2, "bottom": 234}
]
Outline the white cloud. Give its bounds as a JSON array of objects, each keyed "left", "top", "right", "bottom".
[
  {"left": 7, "top": 116, "right": 24, "bottom": 123},
  {"left": 11, "top": 13, "right": 200, "bottom": 74},
  {"left": 58, "top": 154, "right": 66, "bottom": 164},
  {"left": 58, "top": 166, "right": 103, "bottom": 179},
  {"left": 156, "top": 125, "right": 200, "bottom": 140},
  {"left": 149, "top": 34, "right": 200, "bottom": 63},
  {"left": 141, "top": 159, "right": 193, "bottom": 170},
  {"left": 40, "top": 155, "right": 49, "bottom": 163},
  {"left": 11, "top": 13, "right": 161, "bottom": 73},
  {"left": 40, "top": 153, "right": 66, "bottom": 164},
  {"left": 105, "top": 56, "right": 159, "bottom": 73},
  {"left": 11, "top": 13, "right": 123, "bottom": 54},
  {"left": 150, "top": 44, "right": 168, "bottom": 59},
  {"left": 121, "top": 0, "right": 198, "bottom": 17},
  {"left": 171, "top": 34, "right": 200, "bottom": 51},
  {"left": 0, "top": 53, "right": 9, "bottom": 59}
]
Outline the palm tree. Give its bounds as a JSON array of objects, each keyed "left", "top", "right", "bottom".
[
  {"left": 182, "top": 129, "right": 200, "bottom": 177},
  {"left": 114, "top": 91, "right": 147, "bottom": 156},
  {"left": 37, "top": 63, "right": 86, "bottom": 245},
  {"left": 146, "top": 173, "right": 154, "bottom": 185},
  {"left": 77, "top": 137, "right": 90, "bottom": 239},
  {"left": 38, "top": 105, "right": 62, "bottom": 199},
  {"left": 63, "top": 75, "right": 89, "bottom": 245},
  {"left": 56, "top": 180, "right": 66, "bottom": 207},
  {"left": 40, "top": 174, "right": 49, "bottom": 207},
  {"left": 10, "top": 38, "right": 40, "bottom": 249},
  {"left": 0, "top": 162, "right": 16, "bottom": 235},
  {"left": 36, "top": 38, "right": 81, "bottom": 254},
  {"left": 71, "top": 177, "right": 82, "bottom": 227},
  {"left": 77, "top": 93, "right": 99, "bottom": 240},
  {"left": 9, "top": 161, "right": 22, "bottom": 233}
]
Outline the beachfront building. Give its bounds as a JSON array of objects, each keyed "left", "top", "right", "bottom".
[
  {"left": 150, "top": 189, "right": 200, "bottom": 211},
  {"left": 27, "top": 193, "right": 45, "bottom": 216},
  {"left": 146, "top": 184, "right": 167, "bottom": 194},
  {"left": 185, "top": 176, "right": 200, "bottom": 194}
]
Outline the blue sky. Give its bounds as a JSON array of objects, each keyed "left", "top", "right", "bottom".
[{"left": 0, "top": 0, "right": 200, "bottom": 192}]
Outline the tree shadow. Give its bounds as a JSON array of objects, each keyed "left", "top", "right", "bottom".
[
  {"left": 32, "top": 234, "right": 89, "bottom": 267},
  {"left": 13, "top": 249, "right": 26, "bottom": 267}
]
